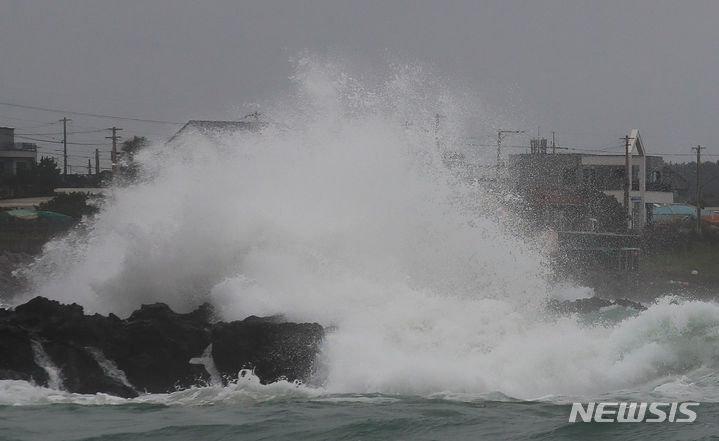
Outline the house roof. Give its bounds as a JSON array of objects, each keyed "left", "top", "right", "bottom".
[
  {"left": 167, "top": 119, "right": 266, "bottom": 143},
  {"left": 627, "top": 129, "right": 645, "bottom": 156},
  {"left": 528, "top": 188, "right": 583, "bottom": 206}
]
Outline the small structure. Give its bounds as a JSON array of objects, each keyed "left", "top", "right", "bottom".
[
  {"left": 652, "top": 203, "right": 719, "bottom": 228},
  {"left": 705, "top": 207, "right": 719, "bottom": 228},
  {"left": 0, "top": 127, "right": 37, "bottom": 175}
]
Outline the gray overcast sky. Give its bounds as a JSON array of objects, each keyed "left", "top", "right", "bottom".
[{"left": 1, "top": 0, "right": 718, "bottom": 170}]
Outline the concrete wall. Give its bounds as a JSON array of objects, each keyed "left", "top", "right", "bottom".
[
  {"left": 0, "top": 158, "right": 34, "bottom": 174},
  {"left": 0, "top": 128, "right": 37, "bottom": 175},
  {"left": 0, "top": 150, "right": 37, "bottom": 175}
]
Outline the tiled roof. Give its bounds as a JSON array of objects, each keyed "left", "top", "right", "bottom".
[{"left": 167, "top": 120, "right": 266, "bottom": 143}]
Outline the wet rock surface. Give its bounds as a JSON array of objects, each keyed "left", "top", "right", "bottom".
[
  {"left": 0, "top": 297, "right": 324, "bottom": 398},
  {"left": 0, "top": 251, "right": 34, "bottom": 301},
  {"left": 548, "top": 296, "right": 647, "bottom": 314}
]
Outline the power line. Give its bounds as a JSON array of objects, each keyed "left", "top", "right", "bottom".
[
  {"left": 13, "top": 135, "right": 62, "bottom": 144},
  {"left": 15, "top": 128, "right": 107, "bottom": 136},
  {"left": 14, "top": 134, "right": 110, "bottom": 146},
  {"left": 68, "top": 141, "right": 112, "bottom": 146},
  {"left": 464, "top": 142, "right": 719, "bottom": 157},
  {"left": 652, "top": 152, "right": 719, "bottom": 157},
  {"left": 0, "top": 114, "right": 61, "bottom": 126},
  {"left": 0, "top": 101, "right": 183, "bottom": 125}
]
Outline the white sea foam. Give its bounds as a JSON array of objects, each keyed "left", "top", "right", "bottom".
[
  {"left": 8, "top": 57, "right": 719, "bottom": 404},
  {"left": 87, "top": 347, "right": 135, "bottom": 391},
  {"left": 189, "top": 344, "right": 222, "bottom": 386},
  {"left": 30, "top": 341, "right": 63, "bottom": 391}
]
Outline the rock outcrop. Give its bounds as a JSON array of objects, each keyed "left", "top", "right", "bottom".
[
  {"left": 548, "top": 296, "right": 646, "bottom": 314},
  {"left": 0, "top": 297, "right": 324, "bottom": 398}
]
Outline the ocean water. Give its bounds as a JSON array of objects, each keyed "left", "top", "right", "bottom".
[
  {"left": 3, "top": 58, "right": 719, "bottom": 440},
  {"left": 2, "top": 380, "right": 719, "bottom": 440}
]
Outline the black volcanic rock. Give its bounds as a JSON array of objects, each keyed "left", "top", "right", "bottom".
[
  {"left": 0, "top": 324, "right": 48, "bottom": 385},
  {"left": 212, "top": 317, "right": 324, "bottom": 384},
  {"left": 103, "top": 302, "right": 214, "bottom": 393},
  {"left": 43, "top": 341, "right": 137, "bottom": 398},
  {"left": 0, "top": 297, "right": 324, "bottom": 397}
]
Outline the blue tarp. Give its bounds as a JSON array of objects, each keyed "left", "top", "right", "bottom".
[
  {"left": 0, "top": 209, "right": 74, "bottom": 223},
  {"left": 652, "top": 204, "right": 709, "bottom": 217}
]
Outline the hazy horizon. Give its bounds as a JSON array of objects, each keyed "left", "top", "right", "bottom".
[{"left": 2, "top": 1, "right": 718, "bottom": 171}]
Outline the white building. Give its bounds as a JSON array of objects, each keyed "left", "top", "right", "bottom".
[
  {"left": 0, "top": 127, "right": 37, "bottom": 175},
  {"left": 508, "top": 129, "right": 674, "bottom": 230},
  {"left": 581, "top": 129, "right": 673, "bottom": 228}
]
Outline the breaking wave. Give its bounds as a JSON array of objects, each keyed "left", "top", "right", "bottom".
[{"left": 9, "top": 57, "right": 719, "bottom": 403}]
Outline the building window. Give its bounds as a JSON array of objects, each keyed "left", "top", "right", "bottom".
[
  {"left": 15, "top": 162, "right": 27, "bottom": 172},
  {"left": 649, "top": 170, "right": 661, "bottom": 183}
]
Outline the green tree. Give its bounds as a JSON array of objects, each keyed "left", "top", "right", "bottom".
[
  {"left": 39, "top": 192, "right": 99, "bottom": 219},
  {"left": 31, "top": 156, "right": 62, "bottom": 191},
  {"left": 121, "top": 136, "right": 149, "bottom": 159},
  {"left": 118, "top": 136, "right": 149, "bottom": 181},
  {"left": 575, "top": 186, "right": 627, "bottom": 232}
]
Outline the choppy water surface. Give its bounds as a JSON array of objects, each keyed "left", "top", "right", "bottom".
[{"left": 2, "top": 387, "right": 719, "bottom": 441}]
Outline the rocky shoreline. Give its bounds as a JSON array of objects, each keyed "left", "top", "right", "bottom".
[
  {"left": 0, "top": 295, "right": 650, "bottom": 398},
  {"left": 0, "top": 297, "right": 323, "bottom": 398}
]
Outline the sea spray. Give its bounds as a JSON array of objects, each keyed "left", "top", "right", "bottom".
[
  {"left": 22, "top": 57, "right": 548, "bottom": 317},
  {"left": 14, "top": 58, "right": 719, "bottom": 402}
]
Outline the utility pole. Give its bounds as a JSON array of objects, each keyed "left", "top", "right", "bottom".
[
  {"left": 61, "top": 117, "right": 71, "bottom": 177},
  {"left": 496, "top": 129, "right": 524, "bottom": 182},
  {"left": 693, "top": 145, "right": 704, "bottom": 234},
  {"left": 106, "top": 127, "right": 122, "bottom": 176},
  {"left": 95, "top": 149, "right": 100, "bottom": 176},
  {"left": 551, "top": 131, "right": 556, "bottom": 154},
  {"left": 87, "top": 159, "right": 92, "bottom": 175},
  {"left": 624, "top": 135, "right": 631, "bottom": 230}
]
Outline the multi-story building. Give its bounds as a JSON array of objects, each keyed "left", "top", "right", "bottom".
[
  {"left": 0, "top": 127, "right": 37, "bottom": 175},
  {"left": 508, "top": 129, "right": 673, "bottom": 229}
]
